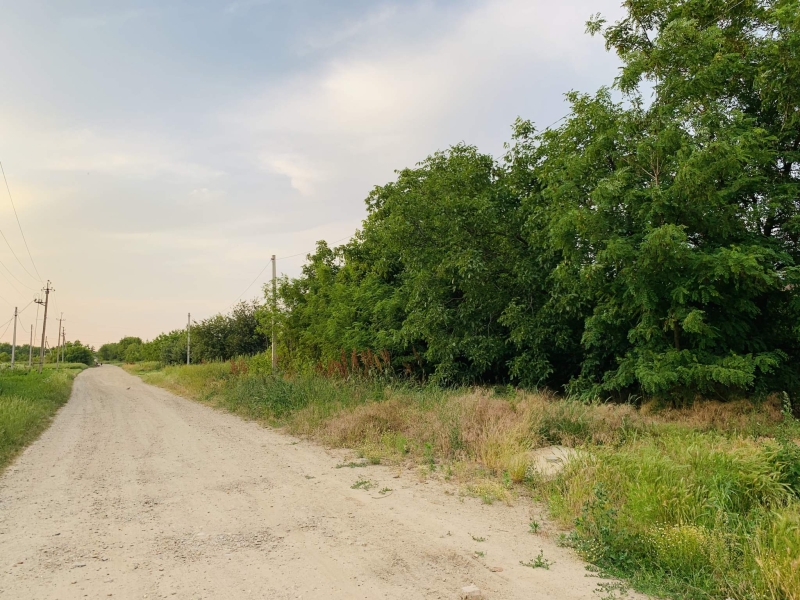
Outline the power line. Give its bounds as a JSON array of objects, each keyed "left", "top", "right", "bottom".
[
  {"left": 17, "top": 298, "right": 35, "bottom": 315},
  {"left": 0, "top": 225, "right": 38, "bottom": 284},
  {"left": 0, "top": 315, "right": 13, "bottom": 340},
  {"left": 0, "top": 162, "right": 42, "bottom": 282},
  {"left": 0, "top": 259, "right": 36, "bottom": 296},
  {"left": 227, "top": 234, "right": 353, "bottom": 311},
  {"left": 0, "top": 299, "right": 35, "bottom": 344}
]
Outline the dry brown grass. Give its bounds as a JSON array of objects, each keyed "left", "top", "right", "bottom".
[{"left": 285, "top": 388, "right": 788, "bottom": 493}]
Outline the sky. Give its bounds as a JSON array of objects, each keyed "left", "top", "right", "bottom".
[{"left": 0, "top": 0, "right": 625, "bottom": 349}]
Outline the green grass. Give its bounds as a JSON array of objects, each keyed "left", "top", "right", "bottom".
[
  {"left": 129, "top": 360, "right": 413, "bottom": 425},
  {"left": 0, "top": 365, "right": 85, "bottom": 471},
  {"left": 127, "top": 356, "right": 800, "bottom": 600}
]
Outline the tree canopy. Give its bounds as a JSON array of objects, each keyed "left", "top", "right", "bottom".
[
  {"left": 267, "top": 0, "right": 800, "bottom": 402},
  {"left": 113, "top": 0, "right": 800, "bottom": 403}
]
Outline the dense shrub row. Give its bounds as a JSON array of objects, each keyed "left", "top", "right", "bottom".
[{"left": 264, "top": 1, "right": 800, "bottom": 403}]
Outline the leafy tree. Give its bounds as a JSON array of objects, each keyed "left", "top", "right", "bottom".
[
  {"left": 62, "top": 341, "right": 94, "bottom": 366},
  {"left": 559, "top": 0, "right": 800, "bottom": 399},
  {"left": 193, "top": 301, "right": 266, "bottom": 361},
  {"left": 97, "top": 343, "right": 119, "bottom": 362}
]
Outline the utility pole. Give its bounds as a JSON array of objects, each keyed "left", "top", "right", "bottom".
[
  {"left": 28, "top": 324, "right": 33, "bottom": 368},
  {"left": 187, "top": 313, "right": 191, "bottom": 365},
  {"left": 271, "top": 254, "right": 277, "bottom": 371},
  {"left": 56, "top": 314, "right": 63, "bottom": 367},
  {"left": 35, "top": 281, "right": 52, "bottom": 374},
  {"left": 11, "top": 307, "right": 17, "bottom": 367},
  {"left": 61, "top": 328, "right": 66, "bottom": 363},
  {"left": 33, "top": 295, "right": 40, "bottom": 367}
]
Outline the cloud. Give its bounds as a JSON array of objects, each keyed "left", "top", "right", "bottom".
[
  {"left": 177, "top": 188, "right": 227, "bottom": 206},
  {"left": 42, "top": 127, "right": 224, "bottom": 181},
  {"left": 263, "top": 154, "right": 324, "bottom": 196},
  {"left": 224, "top": 0, "right": 271, "bottom": 15},
  {"left": 238, "top": 0, "right": 620, "bottom": 141},
  {"left": 0, "top": 0, "right": 626, "bottom": 347},
  {"left": 297, "top": 5, "right": 398, "bottom": 55},
  {"left": 224, "top": 0, "right": 623, "bottom": 229}
]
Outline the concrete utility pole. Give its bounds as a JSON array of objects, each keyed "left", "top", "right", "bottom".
[
  {"left": 187, "top": 313, "right": 191, "bottom": 365},
  {"left": 271, "top": 254, "right": 277, "bottom": 371},
  {"left": 56, "top": 314, "right": 63, "bottom": 367},
  {"left": 61, "top": 328, "right": 66, "bottom": 363},
  {"left": 11, "top": 307, "right": 17, "bottom": 367},
  {"left": 28, "top": 324, "right": 33, "bottom": 368},
  {"left": 35, "top": 281, "right": 52, "bottom": 374}
]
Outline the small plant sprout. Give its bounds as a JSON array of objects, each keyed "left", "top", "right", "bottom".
[
  {"left": 471, "top": 535, "right": 486, "bottom": 542},
  {"left": 351, "top": 477, "right": 376, "bottom": 491},
  {"left": 474, "top": 550, "right": 485, "bottom": 558},
  {"left": 528, "top": 519, "right": 540, "bottom": 534},
  {"left": 520, "top": 550, "right": 553, "bottom": 570},
  {"left": 378, "top": 487, "right": 392, "bottom": 495},
  {"left": 594, "top": 581, "right": 629, "bottom": 600}
]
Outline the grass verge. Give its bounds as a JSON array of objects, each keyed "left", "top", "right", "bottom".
[
  {"left": 126, "top": 358, "right": 800, "bottom": 600},
  {"left": 0, "top": 365, "right": 86, "bottom": 471}
]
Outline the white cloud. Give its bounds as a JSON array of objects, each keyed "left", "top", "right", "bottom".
[
  {"left": 42, "top": 127, "right": 224, "bottom": 181},
  {"left": 297, "top": 5, "right": 399, "bottom": 55},
  {"left": 263, "top": 154, "right": 324, "bottom": 196},
  {"left": 236, "top": 0, "right": 620, "bottom": 145},
  {"left": 0, "top": 0, "right": 626, "bottom": 347},
  {"left": 223, "top": 0, "right": 623, "bottom": 232},
  {"left": 179, "top": 188, "right": 227, "bottom": 206}
]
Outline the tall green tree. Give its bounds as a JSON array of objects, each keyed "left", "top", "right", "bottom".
[{"left": 558, "top": 0, "right": 800, "bottom": 399}]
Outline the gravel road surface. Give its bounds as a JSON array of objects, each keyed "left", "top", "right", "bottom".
[{"left": 0, "top": 366, "right": 634, "bottom": 599}]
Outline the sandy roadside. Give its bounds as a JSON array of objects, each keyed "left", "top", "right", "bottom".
[{"left": 0, "top": 365, "right": 642, "bottom": 600}]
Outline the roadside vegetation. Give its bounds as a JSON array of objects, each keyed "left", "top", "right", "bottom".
[
  {"left": 0, "top": 340, "right": 94, "bottom": 366},
  {"left": 126, "top": 358, "right": 800, "bottom": 600},
  {"left": 0, "top": 364, "right": 86, "bottom": 471},
  {"left": 115, "top": 2, "right": 800, "bottom": 599}
]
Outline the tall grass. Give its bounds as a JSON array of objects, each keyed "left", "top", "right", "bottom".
[
  {"left": 0, "top": 366, "right": 84, "bottom": 470},
  {"left": 129, "top": 357, "right": 800, "bottom": 600}
]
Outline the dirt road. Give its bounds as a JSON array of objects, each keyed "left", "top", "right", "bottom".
[{"left": 0, "top": 366, "right": 630, "bottom": 600}]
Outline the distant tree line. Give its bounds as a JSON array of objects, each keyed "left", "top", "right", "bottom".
[
  {"left": 98, "top": 301, "right": 267, "bottom": 365},
  {"left": 115, "top": 1, "right": 800, "bottom": 403},
  {"left": 0, "top": 340, "right": 94, "bottom": 366}
]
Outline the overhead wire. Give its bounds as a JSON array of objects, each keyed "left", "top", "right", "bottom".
[
  {"left": 0, "top": 299, "right": 35, "bottom": 344},
  {"left": 0, "top": 315, "right": 13, "bottom": 340},
  {"left": 227, "top": 234, "right": 354, "bottom": 311},
  {"left": 0, "top": 162, "right": 42, "bottom": 282},
  {"left": 0, "top": 222, "right": 40, "bottom": 286},
  {"left": 0, "top": 262, "right": 35, "bottom": 298}
]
